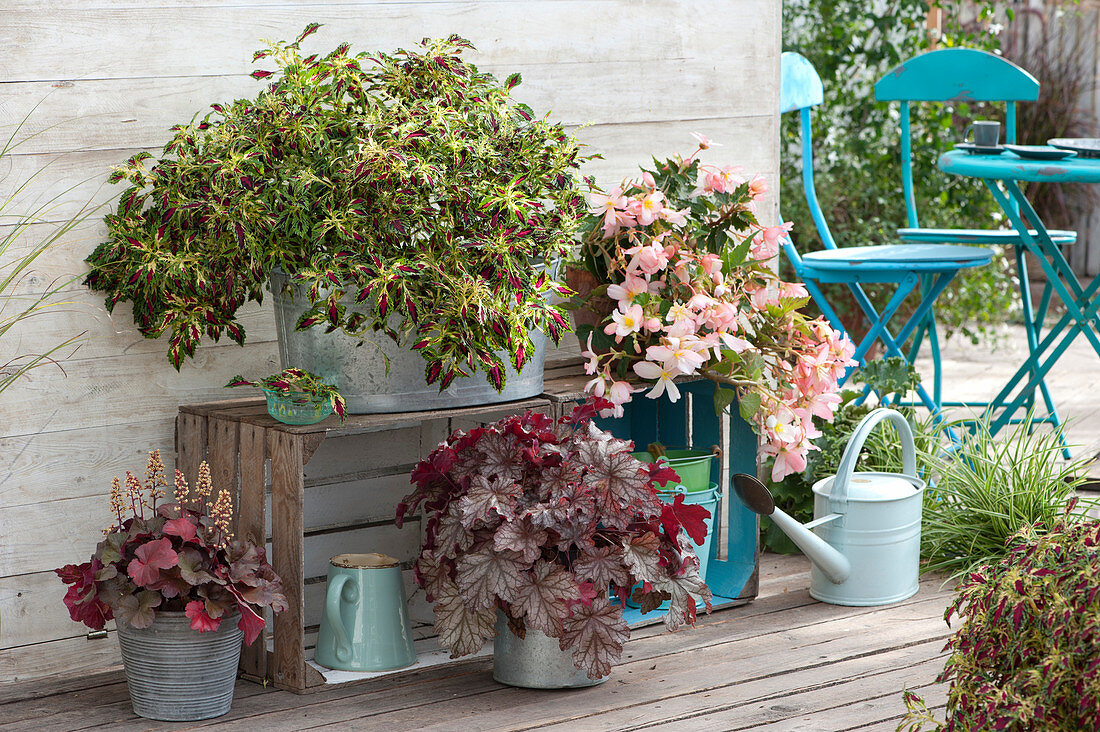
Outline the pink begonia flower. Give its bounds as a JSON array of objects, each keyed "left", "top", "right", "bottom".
[
  {"left": 660, "top": 207, "right": 689, "bottom": 226},
  {"left": 705, "top": 165, "right": 744, "bottom": 194},
  {"left": 607, "top": 275, "right": 648, "bottom": 309},
  {"left": 625, "top": 241, "right": 670, "bottom": 275},
  {"left": 687, "top": 292, "right": 717, "bottom": 312},
  {"left": 706, "top": 301, "right": 739, "bottom": 331},
  {"left": 585, "top": 372, "right": 608, "bottom": 398},
  {"left": 748, "top": 174, "right": 769, "bottom": 199},
  {"left": 780, "top": 281, "right": 809, "bottom": 299},
  {"left": 664, "top": 318, "right": 696, "bottom": 338},
  {"left": 600, "top": 380, "right": 634, "bottom": 418},
  {"left": 803, "top": 390, "right": 842, "bottom": 421},
  {"left": 690, "top": 132, "right": 720, "bottom": 150},
  {"left": 588, "top": 187, "right": 627, "bottom": 217},
  {"left": 633, "top": 360, "right": 682, "bottom": 402},
  {"left": 646, "top": 337, "right": 707, "bottom": 374},
  {"left": 581, "top": 332, "right": 599, "bottom": 376},
  {"left": 751, "top": 221, "right": 794, "bottom": 260},
  {"left": 666, "top": 303, "right": 694, "bottom": 324},
  {"left": 633, "top": 191, "right": 665, "bottom": 226},
  {"left": 746, "top": 281, "right": 779, "bottom": 310},
  {"left": 643, "top": 316, "right": 663, "bottom": 333},
  {"left": 604, "top": 303, "right": 645, "bottom": 340},
  {"left": 700, "top": 252, "right": 723, "bottom": 279},
  {"left": 719, "top": 331, "right": 754, "bottom": 353},
  {"left": 641, "top": 171, "right": 657, "bottom": 189},
  {"left": 602, "top": 208, "right": 638, "bottom": 238},
  {"left": 762, "top": 442, "right": 809, "bottom": 482}
]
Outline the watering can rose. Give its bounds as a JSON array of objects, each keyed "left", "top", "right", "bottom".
[{"left": 574, "top": 138, "right": 856, "bottom": 481}]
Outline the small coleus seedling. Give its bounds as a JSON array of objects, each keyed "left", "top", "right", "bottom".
[
  {"left": 226, "top": 367, "right": 346, "bottom": 420},
  {"left": 396, "top": 397, "right": 713, "bottom": 680},
  {"left": 55, "top": 451, "right": 288, "bottom": 644}
]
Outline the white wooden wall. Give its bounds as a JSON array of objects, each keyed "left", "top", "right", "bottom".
[{"left": 0, "top": 0, "right": 780, "bottom": 683}]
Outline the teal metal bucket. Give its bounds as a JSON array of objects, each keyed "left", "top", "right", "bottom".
[
  {"left": 626, "top": 484, "right": 719, "bottom": 611},
  {"left": 631, "top": 449, "right": 718, "bottom": 492}
]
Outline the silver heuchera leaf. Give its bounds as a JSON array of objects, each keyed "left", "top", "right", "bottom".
[
  {"left": 511, "top": 560, "right": 578, "bottom": 638},
  {"left": 455, "top": 545, "right": 527, "bottom": 610},
  {"left": 432, "top": 580, "right": 496, "bottom": 658},
  {"left": 561, "top": 595, "right": 629, "bottom": 680}
]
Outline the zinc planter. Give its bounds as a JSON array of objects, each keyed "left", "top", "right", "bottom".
[
  {"left": 116, "top": 611, "right": 243, "bottom": 722},
  {"left": 270, "top": 270, "right": 546, "bottom": 414},
  {"left": 492, "top": 612, "right": 608, "bottom": 689}
]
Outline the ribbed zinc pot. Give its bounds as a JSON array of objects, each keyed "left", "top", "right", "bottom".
[
  {"left": 270, "top": 270, "right": 547, "bottom": 414},
  {"left": 492, "top": 611, "right": 608, "bottom": 689},
  {"left": 115, "top": 611, "right": 243, "bottom": 722}
]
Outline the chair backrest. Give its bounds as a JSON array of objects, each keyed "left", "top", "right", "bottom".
[
  {"left": 875, "top": 48, "right": 1039, "bottom": 228},
  {"left": 779, "top": 51, "right": 839, "bottom": 259}
]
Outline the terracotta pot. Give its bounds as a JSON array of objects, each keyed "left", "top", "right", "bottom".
[{"left": 563, "top": 266, "right": 616, "bottom": 348}]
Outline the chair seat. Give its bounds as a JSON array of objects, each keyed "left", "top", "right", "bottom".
[
  {"left": 801, "top": 244, "right": 994, "bottom": 274},
  {"left": 898, "top": 227, "right": 1077, "bottom": 246}
]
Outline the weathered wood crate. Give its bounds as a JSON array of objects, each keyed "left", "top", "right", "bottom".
[{"left": 175, "top": 359, "right": 759, "bottom": 693}]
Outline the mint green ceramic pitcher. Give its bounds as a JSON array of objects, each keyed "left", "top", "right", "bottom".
[{"left": 314, "top": 553, "right": 417, "bottom": 672}]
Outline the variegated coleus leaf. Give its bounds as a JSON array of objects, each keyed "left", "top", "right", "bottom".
[
  {"left": 432, "top": 580, "right": 496, "bottom": 658},
  {"left": 455, "top": 546, "right": 527, "bottom": 610},
  {"left": 511, "top": 560, "right": 578, "bottom": 638},
  {"left": 561, "top": 595, "right": 629, "bottom": 680}
]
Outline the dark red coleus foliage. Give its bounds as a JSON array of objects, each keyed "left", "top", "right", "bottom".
[
  {"left": 900, "top": 503, "right": 1100, "bottom": 731},
  {"left": 56, "top": 454, "right": 287, "bottom": 645},
  {"left": 396, "top": 398, "right": 712, "bottom": 680}
]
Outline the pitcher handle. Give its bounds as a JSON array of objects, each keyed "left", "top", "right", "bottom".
[
  {"left": 325, "top": 574, "right": 356, "bottom": 663},
  {"left": 830, "top": 408, "right": 916, "bottom": 513}
]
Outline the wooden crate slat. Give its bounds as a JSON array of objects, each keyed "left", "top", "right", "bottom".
[
  {"left": 267, "top": 429, "right": 308, "bottom": 691},
  {"left": 238, "top": 422, "right": 268, "bottom": 680}
]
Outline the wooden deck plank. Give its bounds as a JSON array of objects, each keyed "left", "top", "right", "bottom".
[{"left": 0, "top": 554, "right": 960, "bottom": 732}]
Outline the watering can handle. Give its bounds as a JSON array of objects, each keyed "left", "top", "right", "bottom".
[{"left": 830, "top": 408, "right": 916, "bottom": 512}]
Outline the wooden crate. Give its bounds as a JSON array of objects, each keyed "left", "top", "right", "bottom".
[{"left": 175, "top": 396, "right": 551, "bottom": 693}]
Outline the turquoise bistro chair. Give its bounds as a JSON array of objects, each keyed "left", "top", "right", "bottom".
[
  {"left": 779, "top": 51, "right": 993, "bottom": 417},
  {"left": 876, "top": 48, "right": 1072, "bottom": 452}
]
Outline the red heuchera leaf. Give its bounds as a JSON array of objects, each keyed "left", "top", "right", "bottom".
[
  {"left": 162, "top": 516, "right": 197, "bottom": 541},
  {"left": 432, "top": 581, "right": 496, "bottom": 658},
  {"left": 572, "top": 546, "right": 630, "bottom": 588},
  {"left": 455, "top": 546, "right": 526, "bottom": 609},
  {"left": 493, "top": 516, "right": 548, "bottom": 564},
  {"left": 185, "top": 600, "right": 221, "bottom": 632},
  {"left": 573, "top": 580, "right": 598, "bottom": 609},
  {"left": 236, "top": 603, "right": 267, "bottom": 646},
  {"left": 128, "top": 538, "right": 178, "bottom": 587},
  {"left": 511, "top": 560, "right": 578, "bottom": 638},
  {"left": 560, "top": 595, "right": 630, "bottom": 680},
  {"left": 660, "top": 494, "right": 711, "bottom": 546},
  {"left": 646, "top": 461, "right": 681, "bottom": 489},
  {"left": 56, "top": 560, "right": 113, "bottom": 630}
]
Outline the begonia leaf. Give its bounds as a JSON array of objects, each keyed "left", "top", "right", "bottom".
[
  {"left": 456, "top": 546, "right": 526, "bottom": 609},
  {"left": 512, "top": 560, "right": 578, "bottom": 638},
  {"left": 561, "top": 595, "right": 629, "bottom": 680},
  {"left": 432, "top": 581, "right": 496, "bottom": 658}
]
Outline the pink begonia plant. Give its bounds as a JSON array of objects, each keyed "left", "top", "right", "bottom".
[{"left": 573, "top": 138, "right": 856, "bottom": 481}]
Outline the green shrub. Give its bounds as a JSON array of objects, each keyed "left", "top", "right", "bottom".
[{"left": 900, "top": 508, "right": 1100, "bottom": 731}]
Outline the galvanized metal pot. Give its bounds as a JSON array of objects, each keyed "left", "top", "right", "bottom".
[
  {"left": 270, "top": 270, "right": 546, "bottom": 414},
  {"left": 116, "top": 611, "right": 243, "bottom": 722},
  {"left": 492, "top": 612, "right": 608, "bottom": 689}
]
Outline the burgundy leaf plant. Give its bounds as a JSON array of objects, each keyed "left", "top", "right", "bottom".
[
  {"left": 56, "top": 451, "right": 287, "bottom": 645},
  {"left": 396, "top": 398, "right": 713, "bottom": 680}
]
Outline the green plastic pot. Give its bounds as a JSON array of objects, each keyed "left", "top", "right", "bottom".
[{"left": 632, "top": 449, "right": 718, "bottom": 492}]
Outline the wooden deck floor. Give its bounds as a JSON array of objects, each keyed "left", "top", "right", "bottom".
[{"left": 0, "top": 553, "right": 955, "bottom": 732}]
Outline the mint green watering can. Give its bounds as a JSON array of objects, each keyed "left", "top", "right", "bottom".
[
  {"left": 734, "top": 409, "right": 926, "bottom": 606},
  {"left": 314, "top": 553, "right": 417, "bottom": 672}
]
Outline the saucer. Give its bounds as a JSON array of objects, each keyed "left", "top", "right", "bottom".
[
  {"left": 955, "top": 143, "right": 1004, "bottom": 155},
  {"left": 1004, "top": 144, "right": 1076, "bottom": 161},
  {"left": 1047, "top": 138, "right": 1100, "bottom": 158}
]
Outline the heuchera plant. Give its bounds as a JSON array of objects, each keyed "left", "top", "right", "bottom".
[
  {"left": 572, "top": 135, "right": 856, "bottom": 481},
  {"left": 900, "top": 504, "right": 1100, "bottom": 731},
  {"left": 396, "top": 398, "right": 713, "bottom": 680},
  {"left": 56, "top": 451, "right": 287, "bottom": 645},
  {"left": 226, "top": 367, "right": 347, "bottom": 420},
  {"left": 84, "top": 25, "right": 586, "bottom": 391}
]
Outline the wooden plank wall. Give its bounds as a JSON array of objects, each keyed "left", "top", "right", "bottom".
[{"left": 0, "top": 0, "right": 780, "bottom": 683}]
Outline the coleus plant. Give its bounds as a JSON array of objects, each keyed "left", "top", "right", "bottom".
[
  {"left": 571, "top": 136, "right": 856, "bottom": 481},
  {"left": 396, "top": 398, "right": 713, "bottom": 680},
  {"left": 84, "top": 25, "right": 586, "bottom": 391},
  {"left": 56, "top": 451, "right": 287, "bottom": 645},
  {"left": 226, "top": 367, "right": 347, "bottom": 420},
  {"left": 900, "top": 503, "right": 1100, "bottom": 731}
]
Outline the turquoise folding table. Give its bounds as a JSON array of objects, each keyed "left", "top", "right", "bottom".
[{"left": 938, "top": 148, "right": 1100, "bottom": 439}]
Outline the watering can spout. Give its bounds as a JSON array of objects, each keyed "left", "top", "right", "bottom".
[{"left": 731, "top": 473, "right": 851, "bottom": 585}]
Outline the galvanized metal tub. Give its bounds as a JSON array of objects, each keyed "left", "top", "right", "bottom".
[
  {"left": 116, "top": 610, "right": 243, "bottom": 721},
  {"left": 270, "top": 270, "right": 546, "bottom": 414},
  {"left": 492, "top": 612, "right": 608, "bottom": 689}
]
